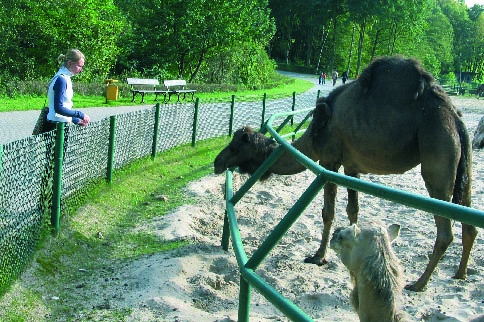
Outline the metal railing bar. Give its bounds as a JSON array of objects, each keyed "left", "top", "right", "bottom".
[
  {"left": 265, "top": 115, "right": 484, "bottom": 228},
  {"left": 222, "top": 105, "right": 484, "bottom": 322},
  {"left": 225, "top": 170, "right": 249, "bottom": 266},
  {"left": 240, "top": 267, "right": 314, "bottom": 322},
  {"left": 230, "top": 146, "right": 285, "bottom": 206},
  {"left": 245, "top": 173, "right": 327, "bottom": 270}
]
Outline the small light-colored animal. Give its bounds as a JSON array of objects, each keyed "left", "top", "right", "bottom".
[{"left": 330, "top": 221, "right": 408, "bottom": 322}]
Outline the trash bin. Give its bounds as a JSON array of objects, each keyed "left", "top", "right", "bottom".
[{"left": 104, "top": 79, "right": 119, "bottom": 101}]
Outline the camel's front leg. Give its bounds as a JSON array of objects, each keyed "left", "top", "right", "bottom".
[
  {"left": 406, "top": 215, "right": 453, "bottom": 292},
  {"left": 304, "top": 181, "right": 337, "bottom": 266}
]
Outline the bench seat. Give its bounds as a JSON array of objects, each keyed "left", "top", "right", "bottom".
[
  {"left": 164, "top": 80, "right": 196, "bottom": 102},
  {"left": 127, "top": 78, "right": 168, "bottom": 103},
  {"left": 127, "top": 78, "right": 196, "bottom": 103}
]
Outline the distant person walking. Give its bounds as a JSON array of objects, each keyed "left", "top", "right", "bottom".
[
  {"left": 332, "top": 69, "right": 338, "bottom": 86},
  {"left": 322, "top": 72, "right": 326, "bottom": 84},
  {"left": 342, "top": 70, "right": 348, "bottom": 84}
]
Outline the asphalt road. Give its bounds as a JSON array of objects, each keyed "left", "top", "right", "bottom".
[{"left": 0, "top": 72, "right": 337, "bottom": 145}]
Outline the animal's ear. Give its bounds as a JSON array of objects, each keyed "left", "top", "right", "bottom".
[
  {"left": 387, "top": 224, "right": 400, "bottom": 243},
  {"left": 311, "top": 100, "right": 332, "bottom": 138},
  {"left": 315, "top": 100, "right": 332, "bottom": 120}
]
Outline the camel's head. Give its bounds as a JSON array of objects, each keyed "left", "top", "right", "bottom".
[
  {"left": 330, "top": 221, "right": 401, "bottom": 272},
  {"left": 214, "top": 126, "right": 278, "bottom": 180}
]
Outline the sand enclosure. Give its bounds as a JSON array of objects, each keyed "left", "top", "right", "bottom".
[{"left": 102, "top": 97, "right": 484, "bottom": 322}]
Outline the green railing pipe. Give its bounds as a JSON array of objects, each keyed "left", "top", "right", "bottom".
[
  {"left": 51, "top": 122, "right": 65, "bottom": 233},
  {"left": 107, "top": 115, "right": 116, "bottom": 183},
  {"left": 230, "top": 146, "right": 285, "bottom": 206},
  {"left": 221, "top": 107, "right": 484, "bottom": 322},
  {"left": 264, "top": 114, "right": 484, "bottom": 227},
  {"left": 261, "top": 93, "right": 267, "bottom": 128},
  {"left": 225, "top": 170, "right": 314, "bottom": 322},
  {"left": 192, "top": 98, "right": 200, "bottom": 147},
  {"left": 240, "top": 267, "right": 313, "bottom": 322},
  {"left": 245, "top": 173, "right": 327, "bottom": 270},
  {"left": 238, "top": 277, "right": 251, "bottom": 322},
  {"left": 224, "top": 170, "right": 249, "bottom": 265},
  {"left": 152, "top": 103, "right": 161, "bottom": 159},
  {"left": 229, "top": 95, "right": 235, "bottom": 136}
]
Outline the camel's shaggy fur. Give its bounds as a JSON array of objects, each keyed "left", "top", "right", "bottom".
[
  {"left": 330, "top": 221, "right": 408, "bottom": 322},
  {"left": 214, "top": 56, "right": 477, "bottom": 292}
]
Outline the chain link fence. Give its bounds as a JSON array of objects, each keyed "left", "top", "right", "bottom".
[{"left": 0, "top": 88, "right": 320, "bottom": 295}]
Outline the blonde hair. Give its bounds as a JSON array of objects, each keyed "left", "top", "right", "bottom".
[{"left": 58, "top": 49, "right": 85, "bottom": 67}]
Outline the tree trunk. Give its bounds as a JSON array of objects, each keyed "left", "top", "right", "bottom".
[
  {"left": 330, "top": 18, "right": 337, "bottom": 72},
  {"left": 370, "top": 28, "right": 382, "bottom": 60},
  {"left": 306, "top": 26, "right": 312, "bottom": 67},
  {"left": 189, "top": 48, "right": 206, "bottom": 83},
  {"left": 316, "top": 25, "right": 327, "bottom": 72},
  {"left": 356, "top": 19, "right": 366, "bottom": 77},
  {"left": 178, "top": 52, "right": 186, "bottom": 78},
  {"left": 346, "top": 24, "right": 355, "bottom": 75}
]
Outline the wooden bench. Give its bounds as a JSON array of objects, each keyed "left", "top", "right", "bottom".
[
  {"left": 127, "top": 78, "right": 168, "bottom": 104},
  {"left": 163, "top": 80, "right": 196, "bottom": 102},
  {"left": 127, "top": 78, "right": 196, "bottom": 103}
]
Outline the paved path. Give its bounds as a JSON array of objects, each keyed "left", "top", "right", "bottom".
[
  {"left": 0, "top": 105, "right": 154, "bottom": 145},
  {"left": 0, "top": 72, "right": 337, "bottom": 145}
]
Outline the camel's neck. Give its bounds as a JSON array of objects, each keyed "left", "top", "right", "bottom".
[
  {"left": 268, "top": 132, "right": 318, "bottom": 175},
  {"left": 355, "top": 276, "right": 399, "bottom": 322}
]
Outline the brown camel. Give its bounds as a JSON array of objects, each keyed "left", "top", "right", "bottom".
[
  {"left": 330, "top": 221, "right": 407, "bottom": 322},
  {"left": 214, "top": 56, "right": 477, "bottom": 292}
]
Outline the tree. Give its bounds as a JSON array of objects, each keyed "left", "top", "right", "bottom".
[
  {"left": 116, "top": 0, "right": 275, "bottom": 83},
  {"left": 0, "top": 0, "right": 127, "bottom": 81},
  {"left": 440, "top": 0, "right": 473, "bottom": 77}
]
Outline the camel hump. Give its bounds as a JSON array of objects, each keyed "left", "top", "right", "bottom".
[{"left": 358, "top": 55, "right": 435, "bottom": 102}]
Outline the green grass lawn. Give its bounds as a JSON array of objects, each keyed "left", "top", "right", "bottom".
[
  {"left": 0, "top": 76, "right": 314, "bottom": 320},
  {"left": 0, "top": 78, "right": 314, "bottom": 112}
]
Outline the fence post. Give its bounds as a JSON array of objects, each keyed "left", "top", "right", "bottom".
[
  {"left": 229, "top": 95, "right": 235, "bottom": 136},
  {"left": 238, "top": 276, "right": 251, "bottom": 322},
  {"left": 261, "top": 93, "right": 267, "bottom": 128},
  {"left": 317, "top": 89, "right": 321, "bottom": 99},
  {"left": 192, "top": 98, "right": 200, "bottom": 147},
  {"left": 291, "top": 91, "right": 296, "bottom": 127},
  {"left": 152, "top": 103, "right": 161, "bottom": 159},
  {"left": 107, "top": 115, "right": 116, "bottom": 184},
  {"left": 51, "top": 122, "right": 65, "bottom": 234}
]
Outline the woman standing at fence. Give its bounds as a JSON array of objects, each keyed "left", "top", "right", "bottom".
[{"left": 41, "top": 48, "right": 91, "bottom": 133}]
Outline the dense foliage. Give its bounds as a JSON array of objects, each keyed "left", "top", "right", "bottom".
[
  {"left": 269, "top": 0, "right": 484, "bottom": 81},
  {"left": 0, "top": 0, "right": 483, "bottom": 88}
]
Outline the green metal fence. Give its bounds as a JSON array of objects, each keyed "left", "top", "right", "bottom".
[
  {"left": 0, "top": 90, "right": 320, "bottom": 296},
  {"left": 220, "top": 108, "right": 484, "bottom": 322}
]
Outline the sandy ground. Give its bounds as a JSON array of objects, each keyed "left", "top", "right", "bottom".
[
  {"left": 106, "top": 97, "right": 484, "bottom": 322},
  {"left": 11, "top": 97, "right": 484, "bottom": 321}
]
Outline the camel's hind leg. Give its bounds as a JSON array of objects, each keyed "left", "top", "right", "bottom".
[
  {"left": 406, "top": 215, "right": 453, "bottom": 291},
  {"left": 454, "top": 223, "right": 478, "bottom": 279}
]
